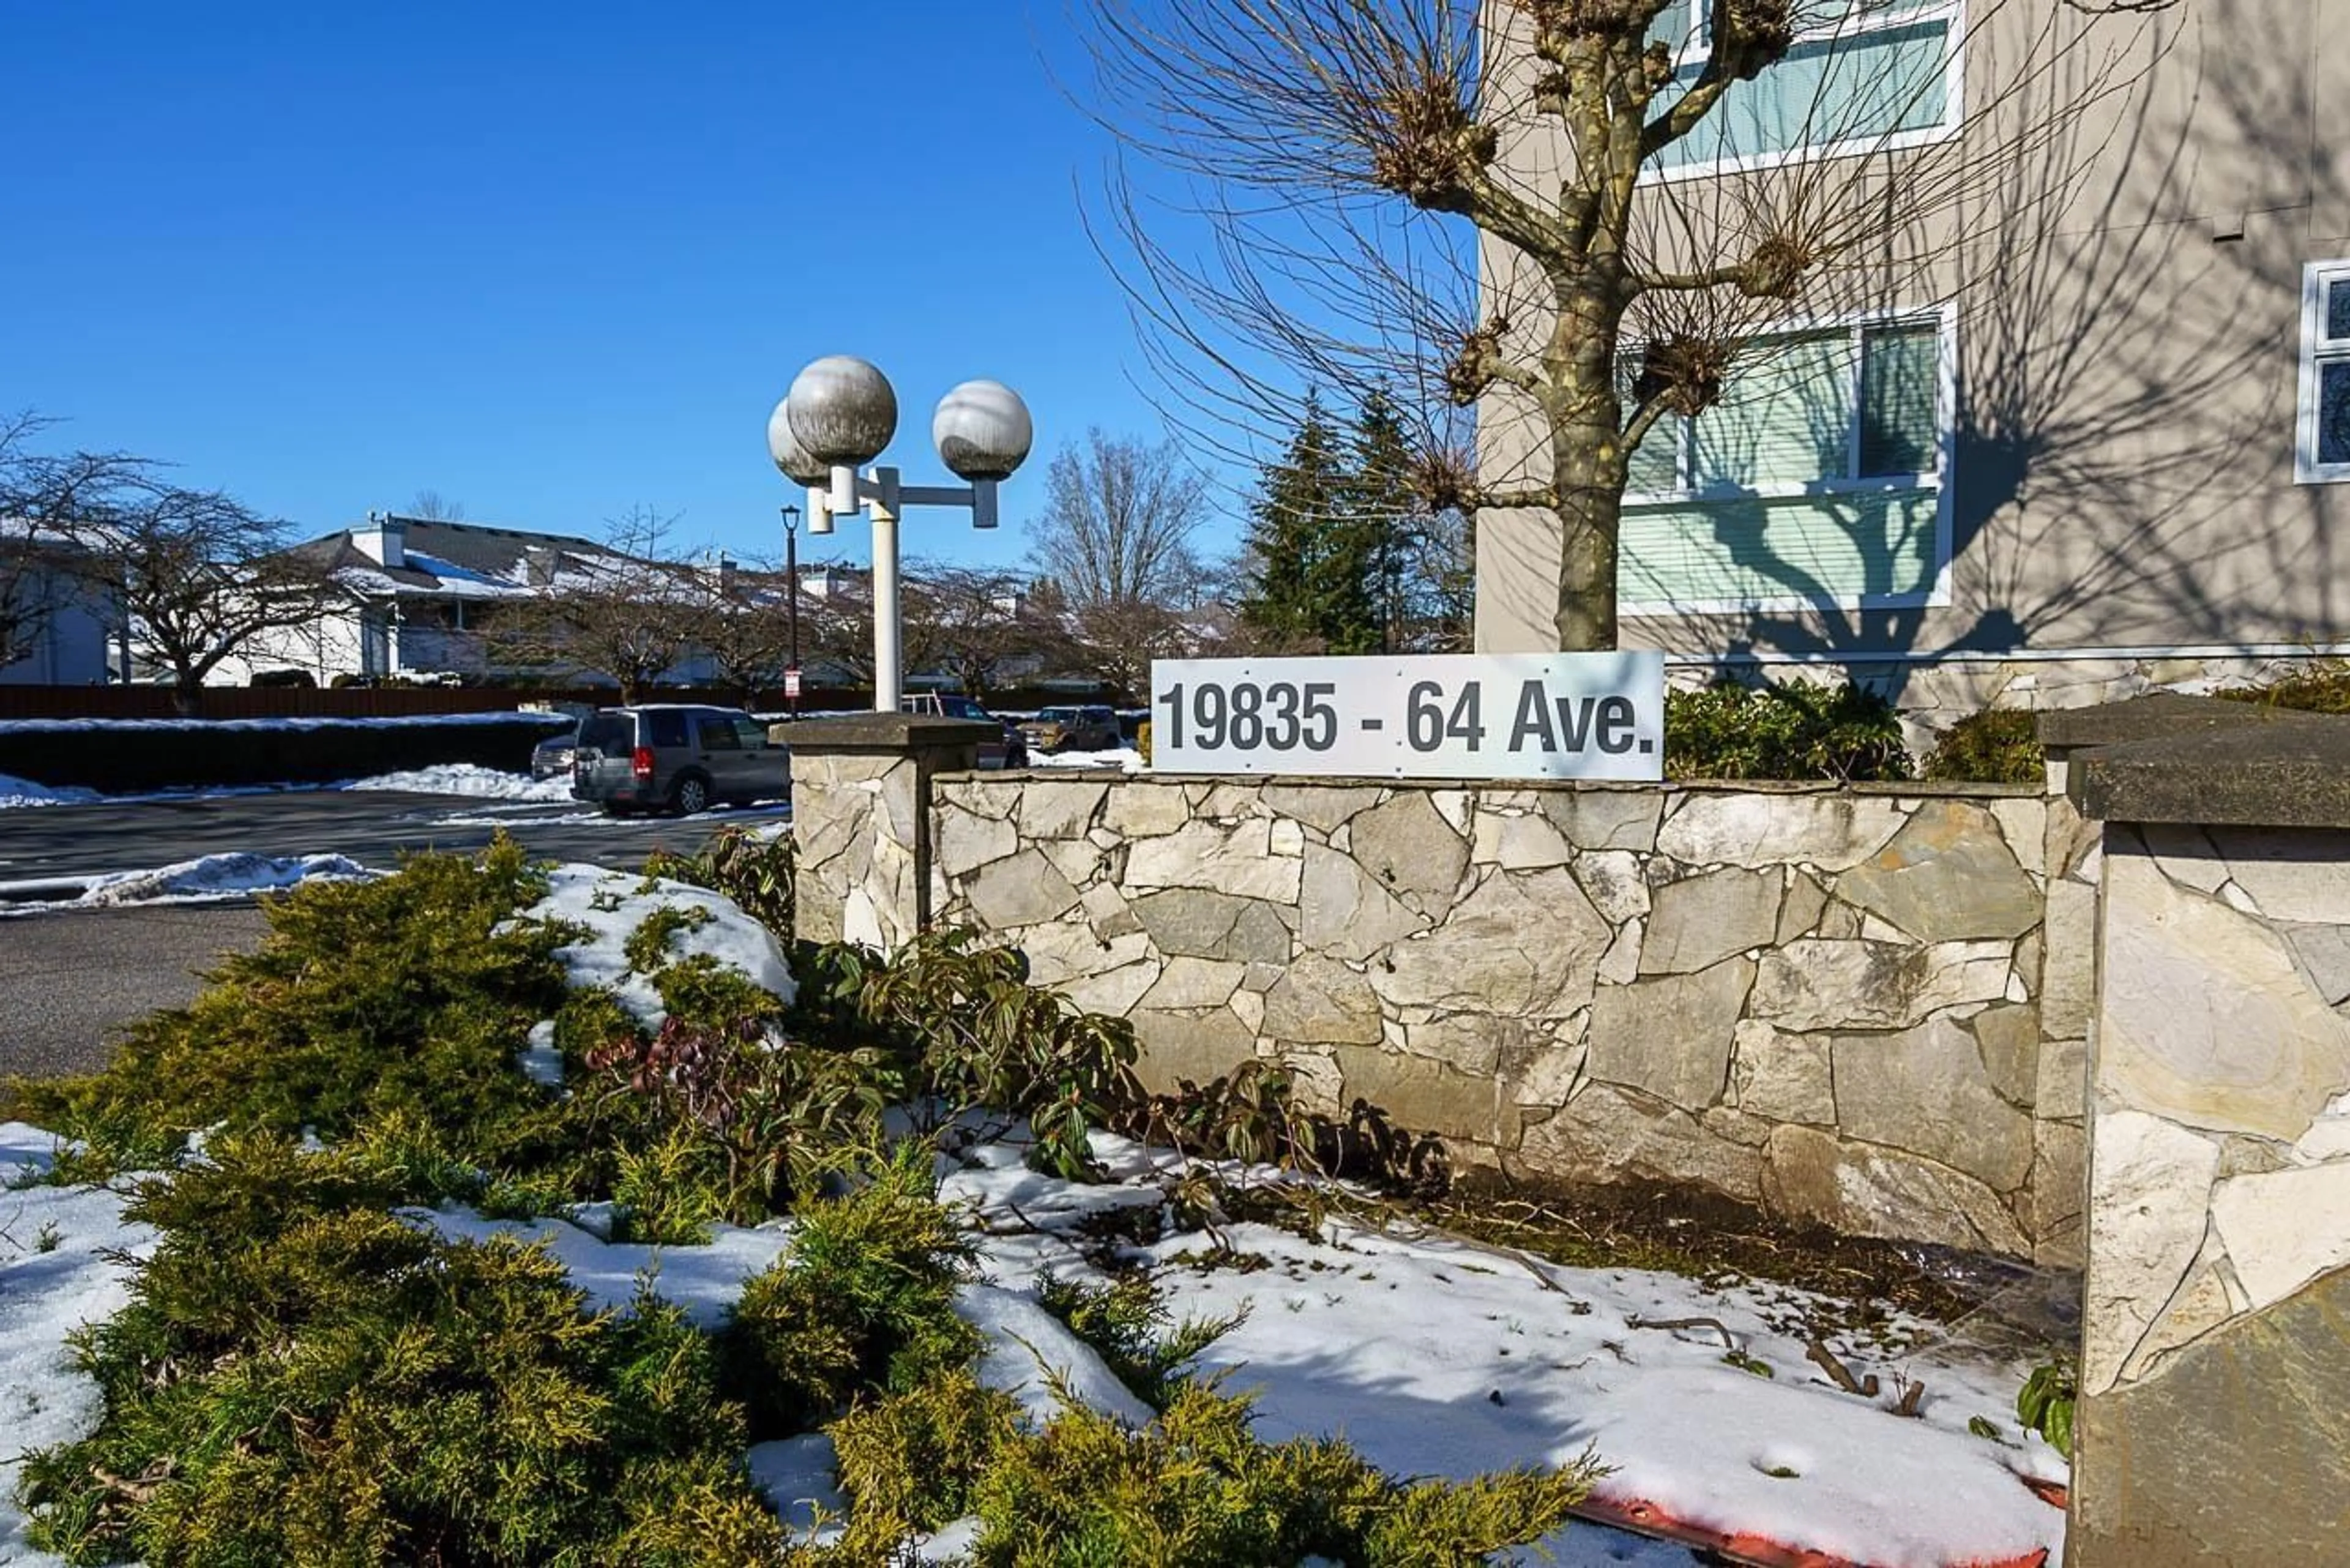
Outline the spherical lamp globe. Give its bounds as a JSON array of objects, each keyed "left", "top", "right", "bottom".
[
  {"left": 784, "top": 356, "right": 899, "bottom": 468},
  {"left": 932, "top": 379, "right": 1034, "bottom": 482},
  {"left": 766, "top": 397, "right": 830, "bottom": 486}
]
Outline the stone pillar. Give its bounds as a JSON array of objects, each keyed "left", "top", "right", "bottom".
[
  {"left": 2058, "top": 698, "right": 2350, "bottom": 1567},
  {"left": 773, "top": 714, "right": 997, "bottom": 950}
]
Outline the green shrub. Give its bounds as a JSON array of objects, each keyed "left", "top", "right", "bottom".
[
  {"left": 1922, "top": 707, "right": 2045, "bottom": 784},
  {"left": 644, "top": 827, "right": 796, "bottom": 939},
  {"left": 4, "top": 837, "right": 588, "bottom": 1178},
  {"left": 1665, "top": 679, "right": 1912, "bottom": 782},
  {"left": 960, "top": 1379, "right": 1597, "bottom": 1567},
  {"left": 2217, "top": 660, "right": 2350, "bottom": 714},
  {"left": 828, "top": 1370, "right": 1024, "bottom": 1533},
  {"left": 794, "top": 930, "right": 1145, "bottom": 1181},
  {"left": 719, "top": 1146, "right": 979, "bottom": 1438},
  {"left": 1037, "top": 1272, "right": 1245, "bottom": 1411},
  {"left": 18, "top": 1131, "right": 783, "bottom": 1566},
  {"left": 1120, "top": 1059, "right": 1450, "bottom": 1197},
  {"left": 582, "top": 1011, "right": 903, "bottom": 1219},
  {"left": 2016, "top": 1357, "right": 2077, "bottom": 1458}
]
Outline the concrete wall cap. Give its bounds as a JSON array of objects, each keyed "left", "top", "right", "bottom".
[
  {"left": 2066, "top": 712, "right": 2350, "bottom": 827},
  {"left": 770, "top": 714, "right": 1000, "bottom": 753}
]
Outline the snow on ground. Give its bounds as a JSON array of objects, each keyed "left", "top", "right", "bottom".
[
  {"left": 1032, "top": 747, "right": 1143, "bottom": 772},
  {"left": 0, "top": 775, "right": 99, "bottom": 809},
  {"left": 342, "top": 764, "right": 575, "bottom": 802},
  {"left": 0, "top": 1114, "right": 2067, "bottom": 1568},
  {"left": 941, "top": 1133, "right": 2068, "bottom": 1568},
  {"left": 0, "top": 853, "right": 376, "bottom": 916},
  {"left": 511, "top": 863, "right": 798, "bottom": 1025}
]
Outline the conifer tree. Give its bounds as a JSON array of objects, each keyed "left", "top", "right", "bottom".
[{"left": 1239, "top": 393, "right": 1357, "bottom": 651}]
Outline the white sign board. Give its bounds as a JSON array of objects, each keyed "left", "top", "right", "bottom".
[{"left": 1147, "top": 652, "right": 1665, "bottom": 781}]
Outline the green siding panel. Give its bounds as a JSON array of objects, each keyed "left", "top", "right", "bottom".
[
  {"left": 1652, "top": 19, "right": 1952, "bottom": 169},
  {"left": 1621, "top": 488, "right": 1941, "bottom": 608}
]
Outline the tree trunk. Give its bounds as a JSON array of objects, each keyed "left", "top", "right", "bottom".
[
  {"left": 1551, "top": 425, "right": 1626, "bottom": 652},
  {"left": 1548, "top": 286, "right": 1631, "bottom": 652}
]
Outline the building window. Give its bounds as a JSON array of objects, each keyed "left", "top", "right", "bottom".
[
  {"left": 1646, "top": 0, "right": 1963, "bottom": 177},
  {"left": 1620, "top": 310, "right": 1952, "bottom": 613},
  {"left": 2297, "top": 260, "right": 2350, "bottom": 484}
]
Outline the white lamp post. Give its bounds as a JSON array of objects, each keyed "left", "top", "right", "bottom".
[{"left": 766, "top": 357, "right": 1032, "bottom": 712}]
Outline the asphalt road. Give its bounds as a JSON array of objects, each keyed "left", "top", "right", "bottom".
[
  {"left": 0, "top": 788, "right": 789, "bottom": 1083},
  {"left": 0, "top": 904, "right": 272, "bottom": 1082},
  {"left": 0, "top": 788, "right": 788, "bottom": 886}
]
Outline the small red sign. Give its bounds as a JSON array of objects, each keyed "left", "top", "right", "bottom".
[{"left": 783, "top": 667, "right": 802, "bottom": 699}]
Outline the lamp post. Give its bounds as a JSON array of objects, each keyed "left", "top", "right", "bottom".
[
  {"left": 780, "top": 504, "right": 801, "bottom": 715},
  {"left": 766, "top": 357, "right": 1032, "bottom": 712}
]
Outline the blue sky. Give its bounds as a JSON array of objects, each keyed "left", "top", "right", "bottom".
[{"left": 2, "top": 2, "right": 1209, "bottom": 573}]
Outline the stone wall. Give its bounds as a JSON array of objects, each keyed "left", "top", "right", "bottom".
[
  {"left": 2070, "top": 825, "right": 2350, "bottom": 1564},
  {"left": 781, "top": 713, "right": 999, "bottom": 951},
  {"left": 932, "top": 773, "right": 2076, "bottom": 1262}
]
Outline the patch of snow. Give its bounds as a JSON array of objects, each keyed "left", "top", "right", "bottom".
[
  {"left": 1034, "top": 747, "right": 1142, "bottom": 772},
  {"left": 74, "top": 852, "right": 373, "bottom": 907},
  {"left": 512, "top": 864, "right": 797, "bottom": 1028},
  {"left": 0, "top": 1164, "right": 158, "bottom": 1567},
  {"left": 956, "top": 1281, "right": 1157, "bottom": 1430},
  {"left": 398, "top": 1207, "right": 794, "bottom": 1332},
  {"left": 748, "top": 1433, "right": 848, "bottom": 1545},
  {"left": 0, "top": 774, "right": 100, "bottom": 809},
  {"left": 344, "top": 764, "right": 575, "bottom": 802},
  {"left": 518, "top": 1020, "right": 563, "bottom": 1087}
]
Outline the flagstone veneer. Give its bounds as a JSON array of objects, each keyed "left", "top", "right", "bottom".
[{"left": 928, "top": 773, "right": 2073, "bottom": 1263}]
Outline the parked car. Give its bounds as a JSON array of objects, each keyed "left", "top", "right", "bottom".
[
  {"left": 529, "top": 722, "right": 580, "bottom": 780},
  {"left": 900, "top": 692, "right": 1028, "bottom": 769},
  {"left": 1018, "top": 704, "right": 1121, "bottom": 755},
  {"left": 570, "top": 704, "right": 790, "bottom": 816}
]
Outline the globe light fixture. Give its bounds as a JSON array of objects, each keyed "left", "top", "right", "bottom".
[
  {"left": 765, "top": 357, "right": 1033, "bottom": 710},
  {"left": 765, "top": 396, "right": 835, "bottom": 535}
]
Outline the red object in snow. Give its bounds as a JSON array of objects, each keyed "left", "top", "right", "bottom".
[{"left": 1572, "top": 1486, "right": 2056, "bottom": 1568}]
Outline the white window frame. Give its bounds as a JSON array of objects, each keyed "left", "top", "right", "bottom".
[
  {"left": 1619, "top": 301, "right": 1958, "bottom": 616},
  {"left": 1647, "top": 0, "right": 1968, "bottom": 184},
  {"left": 2296, "top": 259, "right": 2350, "bottom": 485}
]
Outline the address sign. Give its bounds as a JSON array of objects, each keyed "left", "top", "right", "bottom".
[{"left": 1147, "top": 652, "right": 1665, "bottom": 782}]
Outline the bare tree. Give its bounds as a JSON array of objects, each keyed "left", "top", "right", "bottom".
[
  {"left": 1081, "top": 0, "right": 2173, "bottom": 649},
  {"left": 691, "top": 559, "right": 800, "bottom": 706},
  {"left": 1029, "top": 430, "right": 1211, "bottom": 612},
  {"left": 487, "top": 506, "right": 712, "bottom": 700},
  {"left": 57, "top": 470, "right": 341, "bottom": 709},
  {"left": 406, "top": 490, "right": 466, "bottom": 522},
  {"left": 0, "top": 412, "right": 96, "bottom": 671},
  {"left": 914, "top": 563, "right": 1056, "bottom": 700},
  {"left": 1027, "top": 429, "right": 1220, "bottom": 690}
]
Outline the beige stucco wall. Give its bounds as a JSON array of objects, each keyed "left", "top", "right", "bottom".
[
  {"left": 930, "top": 770, "right": 2084, "bottom": 1263},
  {"left": 1474, "top": 0, "right": 2350, "bottom": 682}
]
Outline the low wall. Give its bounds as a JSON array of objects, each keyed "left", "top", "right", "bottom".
[
  {"left": 0, "top": 714, "right": 570, "bottom": 790},
  {"left": 931, "top": 772, "right": 2081, "bottom": 1263}
]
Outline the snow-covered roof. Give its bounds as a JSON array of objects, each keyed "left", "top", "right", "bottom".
[{"left": 286, "top": 518, "right": 668, "bottom": 603}]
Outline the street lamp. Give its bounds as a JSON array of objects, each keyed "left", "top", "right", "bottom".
[
  {"left": 780, "top": 503, "right": 801, "bottom": 715},
  {"left": 766, "top": 356, "right": 1032, "bottom": 712}
]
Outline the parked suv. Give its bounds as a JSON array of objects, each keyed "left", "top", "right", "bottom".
[
  {"left": 1018, "top": 704, "right": 1121, "bottom": 755},
  {"left": 571, "top": 704, "right": 789, "bottom": 816},
  {"left": 900, "top": 692, "right": 1028, "bottom": 769}
]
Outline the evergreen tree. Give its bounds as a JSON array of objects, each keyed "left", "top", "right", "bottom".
[
  {"left": 1343, "top": 387, "right": 1417, "bottom": 654},
  {"left": 1239, "top": 393, "right": 1362, "bottom": 652}
]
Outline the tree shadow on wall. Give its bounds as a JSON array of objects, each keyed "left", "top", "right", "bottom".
[{"left": 1698, "top": 0, "right": 2344, "bottom": 702}]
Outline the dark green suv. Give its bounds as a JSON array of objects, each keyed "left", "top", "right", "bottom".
[{"left": 570, "top": 704, "right": 790, "bottom": 816}]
